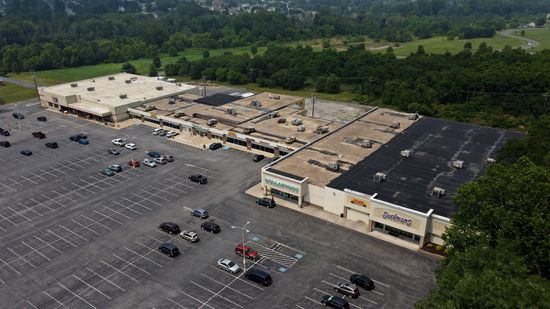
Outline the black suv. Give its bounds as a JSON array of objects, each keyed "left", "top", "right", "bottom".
[
  {"left": 350, "top": 274, "right": 375, "bottom": 290},
  {"left": 45, "top": 142, "right": 58, "bottom": 149},
  {"left": 244, "top": 268, "right": 272, "bottom": 286},
  {"left": 0, "top": 128, "right": 10, "bottom": 136},
  {"left": 158, "top": 243, "right": 180, "bottom": 257},
  {"left": 253, "top": 154, "right": 265, "bottom": 162},
  {"left": 159, "top": 222, "right": 181, "bottom": 234},
  {"left": 0, "top": 141, "right": 11, "bottom": 148},
  {"left": 256, "top": 198, "right": 276, "bottom": 208},
  {"left": 12, "top": 112, "right": 24, "bottom": 119},
  {"left": 320, "top": 295, "right": 350, "bottom": 309},
  {"left": 189, "top": 174, "right": 208, "bottom": 184},
  {"left": 69, "top": 133, "right": 87, "bottom": 142},
  {"left": 209, "top": 143, "right": 222, "bottom": 151},
  {"left": 37, "top": 116, "right": 47, "bottom": 122},
  {"left": 32, "top": 131, "right": 46, "bottom": 139},
  {"left": 200, "top": 221, "right": 220, "bottom": 234}
]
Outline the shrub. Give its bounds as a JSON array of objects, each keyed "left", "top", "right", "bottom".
[
  {"left": 436, "top": 245, "right": 444, "bottom": 251},
  {"left": 426, "top": 243, "right": 434, "bottom": 248}
]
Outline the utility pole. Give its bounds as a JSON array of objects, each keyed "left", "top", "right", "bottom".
[
  {"left": 31, "top": 70, "right": 40, "bottom": 99},
  {"left": 311, "top": 97, "right": 316, "bottom": 118},
  {"left": 201, "top": 75, "right": 207, "bottom": 97},
  {"left": 543, "top": 93, "right": 549, "bottom": 111},
  {"left": 231, "top": 221, "right": 251, "bottom": 271}
]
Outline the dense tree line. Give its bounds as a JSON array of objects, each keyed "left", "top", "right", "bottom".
[{"left": 165, "top": 43, "right": 549, "bottom": 128}]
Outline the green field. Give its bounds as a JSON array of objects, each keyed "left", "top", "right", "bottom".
[
  {"left": 511, "top": 28, "right": 550, "bottom": 51},
  {"left": 8, "top": 46, "right": 266, "bottom": 86},
  {"left": 0, "top": 83, "right": 38, "bottom": 104}
]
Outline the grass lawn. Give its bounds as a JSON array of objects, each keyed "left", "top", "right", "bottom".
[
  {"left": 238, "top": 83, "right": 358, "bottom": 103},
  {"left": 511, "top": 27, "right": 550, "bottom": 51},
  {"left": 0, "top": 83, "right": 37, "bottom": 104},
  {"left": 7, "top": 46, "right": 266, "bottom": 86}
]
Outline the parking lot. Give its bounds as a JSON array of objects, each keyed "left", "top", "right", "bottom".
[{"left": 1, "top": 100, "right": 438, "bottom": 309}]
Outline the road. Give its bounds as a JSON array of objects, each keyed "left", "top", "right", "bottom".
[
  {"left": 0, "top": 76, "right": 38, "bottom": 88},
  {"left": 500, "top": 29, "right": 539, "bottom": 50}
]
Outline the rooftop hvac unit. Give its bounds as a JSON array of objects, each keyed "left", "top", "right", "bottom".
[
  {"left": 361, "top": 140, "right": 372, "bottom": 148},
  {"left": 244, "top": 127, "right": 256, "bottom": 134},
  {"left": 277, "top": 118, "right": 287, "bottom": 124},
  {"left": 391, "top": 122, "right": 401, "bottom": 129},
  {"left": 207, "top": 119, "right": 218, "bottom": 126},
  {"left": 291, "top": 118, "right": 303, "bottom": 126},
  {"left": 130, "top": 77, "right": 138, "bottom": 81},
  {"left": 119, "top": 94, "right": 128, "bottom": 99},
  {"left": 269, "top": 95, "right": 281, "bottom": 100},
  {"left": 373, "top": 172, "right": 386, "bottom": 182},
  {"left": 327, "top": 162, "right": 340, "bottom": 172},
  {"left": 226, "top": 108, "right": 237, "bottom": 115},
  {"left": 70, "top": 83, "right": 78, "bottom": 88},
  {"left": 297, "top": 126, "right": 306, "bottom": 132},
  {"left": 90, "top": 79, "right": 95, "bottom": 82},
  {"left": 168, "top": 100, "right": 175, "bottom": 105},
  {"left": 250, "top": 100, "right": 262, "bottom": 107},
  {"left": 108, "top": 76, "right": 115, "bottom": 80},
  {"left": 408, "top": 113, "right": 419, "bottom": 120},
  {"left": 144, "top": 105, "right": 156, "bottom": 111},
  {"left": 432, "top": 187, "right": 445, "bottom": 197},
  {"left": 174, "top": 112, "right": 185, "bottom": 118},
  {"left": 452, "top": 160, "right": 464, "bottom": 169},
  {"left": 401, "top": 150, "right": 411, "bottom": 158},
  {"left": 87, "top": 87, "right": 95, "bottom": 91},
  {"left": 156, "top": 86, "right": 163, "bottom": 91},
  {"left": 269, "top": 111, "right": 279, "bottom": 118},
  {"left": 285, "top": 136, "right": 296, "bottom": 144},
  {"left": 125, "top": 80, "right": 132, "bottom": 84},
  {"left": 315, "top": 126, "right": 329, "bottom": 134}
]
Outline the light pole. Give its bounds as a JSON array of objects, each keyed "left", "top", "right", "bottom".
[{"left": 231, "top": 221, "right": 250, "bottom": 271}]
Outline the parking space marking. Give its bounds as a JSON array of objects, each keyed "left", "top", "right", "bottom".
[
  {"left": 58, "top": 225, "right": 89, "bottom": 242},
  {"left": 304, "top": 296, "right": 323, "bottom": 306},
  {"left": 103, "top": 205, "right": 133, "bottom": 220},
  {"left": 43, "top": 290, "right": 70, "bottom": 309},
  {"left": 139, "top": 189, "right": 171, "bottom": 202},
  {"left": 7, "top": 248, "right": 36, "bottom": 268},
  {"left": 165, "top": 297, "right": 188, "bottom": 309},
  {"left": 34, "top": 235, "right": 63, "bottom": 254},
  {"left": 19, "top": 175, "right": 38, "bottom": 185},
  {"left": 184, "top": 163, "right": 222, "bottom": 175},
  {"left": 311, "top": 288, "right": 363, "bottom": 309},
  {"left": 200, "top": 273, "right": 253, "bottom": 300},
  {"left": 100, "top": 260, "right": 140, "bottom": 283},
  {"left": 133, "top": 241, "right": 173, "bottom": 260},
  {"left": 0, "top": 256, "right": 21, "bottom": 276},
  {"left": 93, "top": 210, "right": 123, "bottom": 225},
  {"left": 124, "top": 247, "right": 163, "bottom": 268},
  {"left": 190, "top": 280, "right": 244, "bottom": 309},
  {"left": 295, "top": 305, "right": 306, "bottom": 309},
  {"left": 123, "top": 196, "right": 153, "bottom": 210},
  {"left": 19, "top": 202, "right": 45, "bottom": 216},
  {"left": 37, "top": 196, "right": 63, "bottom": 210},
  {"left": 111, "top": 254, "right": 151, "bottom": 275},
  {"left": 112, "top": 201, "right": 143, "bottom": 215},
  {"left": 336, "top": 265, "right": 390, "bottom": 288},
  {"left": 21, "top": 241, "right": 51, "bottom": 261},
  {"left": 134, "top": 192, "right": 163, "bottom": 205},
  {"left": 7, "top": 207, "right": 32, "bottom": 222},
  {"left": 210, "top": 266, "right": 264, "bottom": 291},
  {"left": 47, "top": 229, "right": 78, "bottom": 248},
  {"left": 71, "top": 219, "right": 102, "bottom": 236},
  {"left": 176, "top": 288, "right": 217, "bottom": 309},
  {"left": 25, "top": 300, "right": 39, "bottom": 309},
  {"left": 58, "top": 282, "right": 97, "bottom": 309},
  {"left": 320, "top": 281, "right": 378, "bottom": 305},
  {"left": 81, "top": 214, "right": 112, "bottom": 231},
  {"left": 52, "top": 189, "right": 77, "bottom": 203},
  {"left": 86, "top": 267, "right": 126, "bottom": 292},
  {"left": 72, "top": 274, "right": 112, "bottom": 300},
  {"left": 249, "top": 242, "right": 298, "bottom": 269}
]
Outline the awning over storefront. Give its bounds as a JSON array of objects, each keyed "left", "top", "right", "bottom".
[{"left": 69, "top": 103, "right": 111, "bottom": 117}]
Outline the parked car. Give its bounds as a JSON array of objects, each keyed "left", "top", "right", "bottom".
[
  {"left": 12, "top": 112, "right": 24, "bottom": 119},
  {"left": 332, "top": 282, "right": 360, "bottom": 298},
  {"left": 180, "top": 230, "right": 199, "bottom": 243},
  {"left": 158, "top": 243, "right": 179, "bottom": 257},
  {"left": 32, "top": 131, "right": 46, "bottom": 139},
  {"left": 1, "top": 130, "right": 9, "bottom": 136},
  {"left": 201, "top": 221, "right": 220, "bottom": 234},
  {"left": 166, "top": 131, "right": 179, "bottom": 138},
  {"left": 100, "top": 168, "right": 115, "bottom": 177},
  {"left": 152, "top": 128, "right": 164, "bottom": 135},
  {"left": 0, "top": 141, "right": 11, "bottom": 148},
  {"left": 36, "top": 116, "right": 47, "bottom": 122},
  {"left": 20, "top": 150, "right": 33, "bottom": 156},
  {"left": 159, "top": 222, "right": 181, "bottom": 234},
  {"left": 158, "top": 130, "right": 167, "bottom": 136},
  {"left": 78, "top": 138, "right": 89, "bottom": 145},
  {"left": 235, "top": 244, "right": 258, "bottom": 260},
  {"left": 253, "top": 154, "right": 265, "bottom": 162},
  {"left": 45, "top": 142, "right": 58, "bottom": 149},
  {"left": 154, "top": 157, "right": 167, "bottom": 165},
  {"left": 244, "top": 268, "right": 272, "bottom": 286},
  {"left": 189, "top": 174, "right": 207, "bottom": 184},
  {"left": 148, "top": 151, "right": 161, "bottom": 158},
  {"left": 161, "top": 155, "right": 174, "bottom": 162},
  {"left": 217, "top": 258, "right": 240, "bottom": 274},
  {"left": 256, "top": 198, "right": 276, "bottom": 208},
  {"left": 112, "top": 138, "right": 126, "bottom": 146},
  {"left": 349, "top": 274, "right": 375, "bottom": 290},
  {"left": 191, "top": 208, "right": 209, "bottom": 219},
  {"left": 76, "top": 133, "right": 87, "bottom": 139},
  {"left": 209, "top": 143, "right": 222, "bottom": 151},
  {"left": 108, "top": 164, "right": 122, "bottom": 172},
  {"left": 128, "top": 160, "right": 140, "bottom": 167},
  {"left": 107, "top": 148, "right": 120, "bottom": 155},
  {"left": 125, "top": 143, "right": 137, "bottom": 150},
  {"left": 69, "top": 135, "right": 80, "bottom": 142},
  {"left": 320, "top": 295, "right": 350, "bottom": 309},
  {"left": 142, "top": 158, "right": 157, "bottom": 168}
]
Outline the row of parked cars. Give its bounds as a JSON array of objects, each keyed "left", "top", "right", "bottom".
[
  {"left": 153, "top": 128, "right": 179, "bottom": 138},
  {"left": 320, "top": 274, "right": 376, "bottom": 309}
]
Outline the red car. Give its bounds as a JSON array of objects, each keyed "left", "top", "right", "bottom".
[
  {"left": 128, "top": 160, "right": 141, "bottom": 167},
  {"left": 235, "top": 244, "right": 258, "bottom": 260}
]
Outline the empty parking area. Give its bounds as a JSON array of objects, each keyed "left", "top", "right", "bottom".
[{"left": 1, "top": 101, "right": 438, "bottom": 309}]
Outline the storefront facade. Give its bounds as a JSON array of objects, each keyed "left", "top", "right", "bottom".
[{"left": 261, "top": 169, "right": 307, "bottom": 206}]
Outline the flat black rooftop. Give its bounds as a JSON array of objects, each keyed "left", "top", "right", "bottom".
[
  {"left": 266, "top": 168, "right": 305, "bottom": 181},
  {"left": 194, "top": 93, "right": 241, "bottom": 106},
  {"left": 328, "top": 117, "right": 523, "bottom": 218}
]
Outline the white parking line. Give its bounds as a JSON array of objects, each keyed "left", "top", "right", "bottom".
[
  {"left": 7, "top": 248, "right": 36, "bottom": 268},
  {"left": 111, "top": 254, "right": 151, "bottom": 275},
  {"left": 19, "top": 202, "right": 45, "bottom": 216},
  {"left": 295, "top": 305, "right": 305, "bottom": 309},
  {"left": 81, "top": 214, "right": 112, "bottom": 231},
  {"left": 123, "top": 196, "right": 153, "bottom": 210},
  {"left": 336, "top": 265, "right": 390, "bottom": 288},
  {"left": 25, "top": 300, "right": 39, "bottom": 309},
  {"left": 37, "top": 196, "right": 62, "bottom": 210},
  {"left": 52, "top": 189, "right": 76, "bottom": 203},
  {"left": 19, "top": 175, "right": 38, "bottom": 185},
  {"left": 112, "top": 201, "right": 143, "bottom": 215},
  {"left": 0, "top": 256, "right": 22, "bottom": 276},
  {"left": 124, "top": 247, "right": 163, "bottom": 268},
  {"left": 190, "top": 280, "right": 243, "bottom": 309},
  {"left": 86, "top": 267, "right": 125, "bottom": 292},
  {"left": 103, "top": 206, "right": 132, "bottom": 220},
  {"left": 58, "top": 225, "right": 88, "bottom": 242},
  {"left": 33, "top": 235, "right": 63, "bottom": 254},
  {"left": 165, "top": 297, "right": 187, "bottom": 309},
  {"left": 0, "top": 213, "right": 17, "bottom": 226},
  {"left": 21, "top": 241, "right": 51, "bottom": 261},
  {"left": 71, "top": 219, "right": 102, "bottom": 236},
  {"left": 200, "top": 273, "right": 253, "bottom": 300},
  {"left": 304, "top": 296, "right": 322, "bottom": 306},
  {"left": 7, "top": 206, "right": 32, "bottom": 221},
  {"left": 210, "top": 266, "right": 264, "bottom": 290},
  {"left": 319, "top": 282, "right": 378, "bottom": 305},
  {"left": 185, "top": 163, "right": 222, "bottom": 175},
  {"left": 137, "top": 189, "right": 167, "bottom": 203},
  {"left": 93, "top": 210, "right": 123, "bottom": 225},
  {"left": 100, "top": 260, "right": 139, "bottom": 283},
  {"left": 58, "top": 282, "right": 96, "bottom": 308},
  {"left": 177, "top": 288, "right": 216, "bottom": 309},
  {"left": 72, "top": 275, "right": 112, "bottom": 300},
  {"left": 47, "top": 229, "right": 78, "bottom": 248},
  {"left": 43, "top": 290, "right": 70, "bottom": 309}
]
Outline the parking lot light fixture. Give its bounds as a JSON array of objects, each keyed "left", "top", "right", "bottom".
[{"left": 231, "top": 221, "right": 250, "bottom": 271}]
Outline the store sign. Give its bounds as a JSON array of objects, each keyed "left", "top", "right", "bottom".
[
  {"left": 350, "top": 198, "right": 368, "bottom": 208},
  {"left": 382, "top": 211, "right": 413, "bottom": 226},
  {"left": 265, "top": 178, "right": 299, "bottom": 193}
]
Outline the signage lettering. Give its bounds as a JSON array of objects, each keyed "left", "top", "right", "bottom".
[
  {"left": 350, "top": 198, "right": 367, "bottom": 208},
  {"left": 265, "top": 178, "right": 299, "bottom": 193},
  {"left": 382, "top": 211, "right": 413, "bottom": 226}
]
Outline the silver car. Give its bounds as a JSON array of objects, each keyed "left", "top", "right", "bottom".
[
  {"left": 217, "top": 258, "right": 240, "bottom": 274},
  {"left": 142, "top": 158, "right": 157, "bottom": 168},
  {"left": 180, "top": 230, "right": 199, "bottom": 242},
  {"left": 154, "top": 157, "right": 167, "bottom": 165}
]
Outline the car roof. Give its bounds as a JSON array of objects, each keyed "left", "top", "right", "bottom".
[
  {"left": 161, "top": 243, "right": 177, "bottom": 249},
  {"left": 194, "top": 208, "right": 207, "bottom": 212},
  {"left": 219, "top": 258, "right": 231, "bottom": 264},
  {"left": 183, "top": 230, "right": 197, "bottom": 235}
]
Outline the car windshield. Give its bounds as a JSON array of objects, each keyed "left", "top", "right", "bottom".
[{"left": 227, "top": 261, "right": 235, "bottom": 267}]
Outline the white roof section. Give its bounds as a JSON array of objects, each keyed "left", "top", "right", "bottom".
[{"left": 42, "top": 73, "right": 196, "bottom": 108}]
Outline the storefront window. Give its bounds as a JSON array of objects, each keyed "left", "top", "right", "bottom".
[
  {"left": 373, "top": 222, "right": 420, "bottom": 243},
  {"left": 271, "top": 188, "right": 299, "bottom": 203}
]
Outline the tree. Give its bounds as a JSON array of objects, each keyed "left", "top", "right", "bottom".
[
  {"left": 316, "top": 76, "right": 327, "bottom": 92},
  {"left": 250, "top": 45, "right": 258, "bottom": 55},
  {"left": 535, "top": 17, "right": 546, "bottom": 27},
  {"left": 152, "top": 56, "right": 161, "bottom": 68},
  {"left": 121, "top": 62, "right": 136, "bottom": 74},
  {"left": 168, "top": 47, "right": 178, "bottom": 57},
  {"left": 203, "top": 50, "right": 210, "bottom": 58},
  {"left": 148, "top": 64, "right": 158, "bottom": 77},
  {"left": 520, "top": 30, "right": 526, "bottom": 36},
  {"left": 325, "top": 74, "right": 341, "bottom": 93},
  {"left": 322, "top": 39, "right": 331, "bottom": 49}
]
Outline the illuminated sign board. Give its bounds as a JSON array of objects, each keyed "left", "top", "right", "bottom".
[
  {"left": 265, "top": 178, "right": 300, "bottom": 193},
  {"left": 382, "top": 211, "right": 413, "bottom": 226},
  {"left": 350, "top": 198, "right": 368, "bottom": 208}
]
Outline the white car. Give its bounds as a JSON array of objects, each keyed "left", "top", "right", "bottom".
[
  {"left": 142, "top": 158, "right": 156, "bottom": 167},
  {"left": 152, "top": 128, "right": 164, "bottom": 135},
  {"left": 112, "top": 138, "right": 126, "bottom": 146},
  {"left": 166, "top": 131, "right": 179, "bottom": 138},
  {"left": 125, "top": 143, "right": 137, "bottom": 150},
  {"left": 180, "top": 230, "right": 199, "bottom": 242},
  {"left": 217, "top": 258, "right": 240, "bottom": 274}
]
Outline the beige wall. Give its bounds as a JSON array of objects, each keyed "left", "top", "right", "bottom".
[
  {"left": 261, "top": 171, "right": 305, "bottom": 203},
  {"left": 305, "top": 183, "right": 325, "bottom": 206}
]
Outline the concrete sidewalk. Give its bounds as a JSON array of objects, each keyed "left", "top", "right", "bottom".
[{"left": 245, "top": 183, "right": 421, "bottom": 252}]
